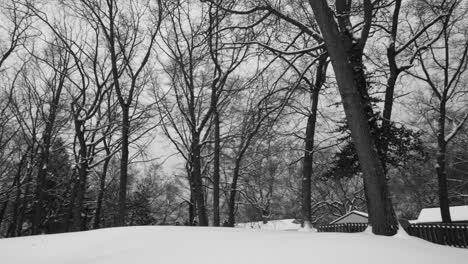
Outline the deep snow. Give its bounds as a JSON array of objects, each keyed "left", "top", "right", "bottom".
[{"left": 0, "top": 226, "right": 467, "bottom": 264}]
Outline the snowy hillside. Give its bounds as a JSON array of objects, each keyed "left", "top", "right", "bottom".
[{"left": 0, "top": 226, "right": 467, "bottom": 264}]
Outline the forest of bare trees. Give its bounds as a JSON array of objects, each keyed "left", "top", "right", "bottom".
[{"left": 0, "top": 0, "right": 467, "bottom": 238}]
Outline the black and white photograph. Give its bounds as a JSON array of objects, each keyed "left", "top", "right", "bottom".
[{"left": 0, "top": 0, "right": 467, "bottom": 263}]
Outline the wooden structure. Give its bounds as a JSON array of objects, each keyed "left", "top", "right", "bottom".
[
  {"left": 407, "top": 224, "right": 468, "bottom": 248},
  {"left": 317, "top": 223, "right": 368, "bottom": 233},
  {"left": 329, "top": 211, "right": 368, "bottom": 225},
  {"left": 317, "top": 222, "right": 468, "bottom": 248}
]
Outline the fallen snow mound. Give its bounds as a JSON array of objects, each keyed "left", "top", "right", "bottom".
[{"left": 0, "top": 226, "right": 467, "bottom": 264}]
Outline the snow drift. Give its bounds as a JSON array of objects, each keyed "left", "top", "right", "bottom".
[{"left": 0, "top": 226, "right": 467, "bottom": 264}]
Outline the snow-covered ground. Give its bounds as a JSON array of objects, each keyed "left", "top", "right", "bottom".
[{"left": 0, "top": 226, "right": 467, "bottom": 264}]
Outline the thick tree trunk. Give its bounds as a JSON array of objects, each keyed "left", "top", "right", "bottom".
[
  {"left": 308, "top": 0, "right": 397, "bottom": 235},
  {"left": 117, "top": 107, "right": 130, "bottom": 226},
  {"left": 213, "top": 111, "right": 221, "bottom": 226},
  {"left": 436, "top": 101, "right": 452, "bottom": 223}
]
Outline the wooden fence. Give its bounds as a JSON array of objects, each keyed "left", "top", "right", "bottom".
[
  {"left": 317, "top": 223, "right": 368, "bottom": 233},
  {"left": 407, "top": 224, "right": 468, "bottom": 248},
  {"left": 317, "top": 223, "right": 468, "bottom": 248}
]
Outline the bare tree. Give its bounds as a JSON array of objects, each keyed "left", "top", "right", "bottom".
[
  {"left": 0, "top": 0, "right": 34, "bottom": 70},
  {"left": 202, "top": 0, "right": 398, "bottom": 235},
  {"left": 59, "top": 0, "right": 164, "bottom": 226},
  {"left": 407, "top": 0, "right": 468, "bottom": 222},
  {"left": 156, "top": 0, "right": 248, "bottom": 226},
  {"left": 28, "top": 40, "right": 71, "bottom": 234}
]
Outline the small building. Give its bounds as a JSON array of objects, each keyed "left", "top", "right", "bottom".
[
  {"left": 329, "top": 210, "right": 368, "bottom": 225},
  {"left": 410, "top": 205, "right": 468, "bottom": 224}
]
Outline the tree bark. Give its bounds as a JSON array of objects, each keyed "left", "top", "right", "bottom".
[
  {"left": 17, "top": 156, "right": 35, "bottom": 236},
  {"left": 71, "top": 120, "right": 88, "bottom": 231},
  {"left": 381, "top": 0, "right": 402, "bottom": 170},
  {"left": 189, "top": 190, "right": 195, "bottom": 225},
  {"left": 117, "top": 106, "right": 130, "bottom": 226},
  {"left": 308, "top": 0, "right": 398, "bottom": 235},
  {"left": 227, "top": 160, "right": 241, "bottom": 227},
  {"left": 190, "top": 132, "right": 208, "bottom": 226},
  {"left": 213, "top": 110, "right": 221, "bottom": 226},
  {"left": 93, "top": 156, "right": 110, "bottom": 229},
  {"left": 0, "top": 201, "right": 8, "bottom": 232},
  {"left": 301, "top": 56, "right": 327, "bottom": 227},
  {"left": 436, "top": 101, "right": 452, "bottom": 223}
]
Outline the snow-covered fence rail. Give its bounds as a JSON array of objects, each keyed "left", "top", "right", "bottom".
[
  {"left": 317, "top": 222, "right": 468, "bottom": 248},
  {"left": 316, "top": 223, "right": 368, "bottom": 233},
  {"left": 406, "top": 224, "right": 468, "bottom": 248}
]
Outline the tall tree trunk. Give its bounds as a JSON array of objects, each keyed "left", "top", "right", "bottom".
[
  {"left": 93, "top": 156, "right": 110, "bottom": 229},
  {"left": 213, "top": 111, "right": 221, "bottom": 226},
  {"left": 301, "top": 113, "right": 314, "bottom": 227},
  {"left": 301, "top": 56, "right": 327, "bottom": 227},
  {"left": 308, "top": 0, "right": 397, "bottom": 235},
  {"left": 381, "top": 0, "right": 402, "bottom": 170},
  {"left": 436, "top": 101, "right": 452, "bottom": 223},
  {"left": 190, "top": 133, "right": 208, "bottom": 226},
  {"left": 117, "top": 106, "right": 130, "bottom": 226}
]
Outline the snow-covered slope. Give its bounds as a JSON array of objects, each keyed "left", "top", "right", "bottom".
[{"left": 0, "top": 226, "right": 467, "bottom": 264}]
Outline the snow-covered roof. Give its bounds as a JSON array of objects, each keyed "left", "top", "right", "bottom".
[
  {"left": 329, "top": 210, "right": 368, "bottom": 225},
  {"left": 410, "top": 205, "right": 468, "bottom": 224}
]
